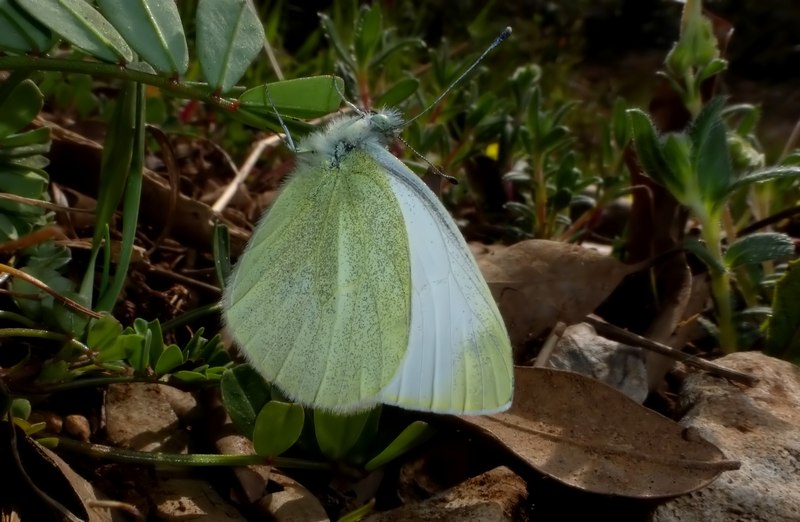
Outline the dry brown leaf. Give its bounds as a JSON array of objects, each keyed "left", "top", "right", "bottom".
[
  {"left": 0, "top": 424, "right": 112, "bottom": 521},
  {"left": 476, "top": 240, "right": 646, "bottom": 349},
  {"left": 461, "top": 367, "right": 739, "bottom": 498}
]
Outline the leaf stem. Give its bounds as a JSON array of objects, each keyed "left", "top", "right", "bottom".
[
  {"left": 701, "top": 221, "right": 736, "bottom": 352},
  {"left": 49, "top": 435, "right": 330, "bottom": 470},
  {"left": 0, "top": 56, "right": 238, "bottom": 109},
  {"left": 0, "top": 328, "right": 89, "bottom": 353}
]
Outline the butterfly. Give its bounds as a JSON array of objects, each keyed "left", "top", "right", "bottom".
[{"left": 223, "top": 29, "right": 513, "bottom": 415}]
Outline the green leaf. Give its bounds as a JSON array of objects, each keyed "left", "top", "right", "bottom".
[
  {"left": 88, "top": 83, "right": 136, "bottom": 252},
  {"left": 226, "top": 106, "right": 312, "bottom": 135},
  {"left": 52, "top": 290, "right": 89, "bottom": 337},
  {"left": 698, "top": 58, "right": 728, "bottom": 83},
  {"left": 172, "top": 370, "right": 206, "bottom": 382},
  {"left": 183, "top": 328, "right": 204, "bottom": 360},
  {"left": 86, "top": 314, "right": 122, "bottom": 350},
  {"left": 611, "top": 97, "right": 630, "bottom": 148},
  {"left": 354, "top": 4, "right": 381, "bottom": 65},
  {"left": 314, "top": 408, "right": 374, "bottom": 461},
  {"left": 154, "top": 344, "right": 183, "bottom": 375},
  {"left": 212, "top": 221, "right": 231, "bottom": 287},
  {"left": 196, "top": 0, "right": 264, "bottom": 92},
  {"left": 15, "top": 0, "right": 132, "bottom": 63},
  {"left": 689, "top": 97, "right": 733, "bottom": 211},
  {"left": 766, "top": 260, "right": 800, "bottom": 362},
  {"left": 628, "top": 109, "right": 680, "bottom": 191},
  {"left": 36, "top": 360, "right": 71, "bottom": 385},
  {"left": 660, "top": 133, "right": 693, "bottom": 199},
  {"left": 252, "top": 401, "right": 304, "bottom": 457},
  {"left": 10, "top": 265, "right": 72, "bottom": 325},
  {"left": 724, "top": 233, "right": 795, "bottom": 270},
  {"left": 318, "top": 12, "right": 356, "bottom": 72},
  {"left": 220, "top": 365, "right": 271, "bottom": 438},
  {"left": 122, "top": 334, "right": 147, "bottom": 373},
  {"left": 10, "top": 398, "right": 31, "bottom": 420},
  {"left": 95, "top": 83, "right": 145, "bottom": 312},
  {"left": 0, "top": 127, "right": 50, "bottom": 150},
  {"left": 0, "top": 0, "right": 53, "bottom": 54},
  {"left": 683, "top": 235, "right": 725, "bottom": 274},
  {"left": 0, "top": 79, "right": 42, "bottom": 140},
  {"left": 340, "top": 406, "right": 382, "bottom": 465},
  {"left": 369, "top": 36, "right": 424, "bottom": 69},
  {"left": 97, "top": 0, "right": 188, "bottom": 75},
  {"left": 375, "top": 77, "right": 420, "bottom": 108},
  {"left": 728, "top": 165, "right": 800, "bottom": 194},
  {"left": 238, "top": 76, "right": 344, "bottom": 119},
  {"left": 147, "top": 320, "right": 165, "bottom": 366},
  {"left": 365, "top": 421, "right": 435, "bottom": 471}
]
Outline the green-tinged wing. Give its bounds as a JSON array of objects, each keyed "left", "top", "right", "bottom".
[
  {"left": 223, "top": 150, "right": 411, "bottom": 412},
  {"left": 369, "top": 146, "right": 514, "bottom": 414}
]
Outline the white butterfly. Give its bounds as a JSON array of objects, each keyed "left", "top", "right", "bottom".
[{"left": 224, "top": 28, "right": 514, "bottom": 415}]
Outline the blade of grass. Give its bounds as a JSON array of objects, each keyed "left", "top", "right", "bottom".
[{"left": 96, "top": 83, "right": 145, "bottom": 312}]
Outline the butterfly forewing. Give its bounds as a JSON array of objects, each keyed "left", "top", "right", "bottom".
[{"left": 223, "top": 149, "right": 412, "bottom": 412}]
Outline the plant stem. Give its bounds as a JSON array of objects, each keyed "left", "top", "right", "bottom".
[
  {"left": 533, "top": 155, "right": 548, "bottom": 237},
  {"left": 0, "top": 328, "right": 89, "bottom": 353},
  {"left": 701, "top": 221, "right": 736, "bottom": 352},
  {"left": 0, "top": 56, "right": 237, "bottom": 109},
  {"left": 49, "top": 435, "right": 330, "bottom": 470}
]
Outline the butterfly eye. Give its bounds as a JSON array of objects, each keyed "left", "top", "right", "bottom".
[{"left": 370, "top": 112, "right": 392, "bottom": 131}]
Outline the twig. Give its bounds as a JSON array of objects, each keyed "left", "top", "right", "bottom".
[
  {"left": 585, "top": 315, "right": 759, "bottom": 386},
  {"left": 211, "top": 134, "right": 281, "bottom": 214},
  {"left": 0, "top": 263, "right": 101, "bottom": 319},
  {"left": 534, "top": 322, "right": 567, "bottom": 367}
]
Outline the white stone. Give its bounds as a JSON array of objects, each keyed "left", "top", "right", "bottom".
[
  {"left": 652, "top": 352, "right": 800, "bottom": 522},
  {"left": 547, "top": 322, "right": 649, "bottom": 403}
]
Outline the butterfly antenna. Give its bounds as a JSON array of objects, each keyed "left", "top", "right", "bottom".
[
  {"left": 264, "top": 84, "right": 297, "bottom": 152},
  {"left": 332, "top": 79, "right": 367, "bottom": 116},
  {"left": 399, "top": 136, "right": 458, "bottom": 185},
  {"left": 404, "top": 26, "right": 511, "bottom": 127}
]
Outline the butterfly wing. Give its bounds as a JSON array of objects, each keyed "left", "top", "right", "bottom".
[
  {"left": 223, "top": 149, "right": 411, "bottom": 412},
  {"left": 370, "top": 146, "right": 514, "bottom": 414}
]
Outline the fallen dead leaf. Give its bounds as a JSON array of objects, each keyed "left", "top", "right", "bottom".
[
  {"left": 476, "top": 240, "right": 647, "bottom": 350},
  {"left": 1, "top": 423, "right": 111, "bottom": 521},
  {"left": 461, "top": 367, "right": 739, "bottom": 498}
]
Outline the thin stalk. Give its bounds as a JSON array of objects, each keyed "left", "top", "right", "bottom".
[
  {"left": 0, "top": 56, "right": 238, "bottom": 109},
  {"left": 533, "top": 154, "right": 548, "bottom": 237},
  {"left": 0, "top": 328, "right": 89, "bottom": 353},
  {"left": 701, "top": 221, "right": 736, "bottom": 352},
  {"left": 50, "top": 436, "right": 330, "bottom": 470},
  {"left": 722, "top": 206, "right": 759, "bottom": 308}
]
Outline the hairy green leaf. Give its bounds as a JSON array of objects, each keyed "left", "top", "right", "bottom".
[
  {"left": 196, "top": 0, "right": 264, "bottom": 92},
  {"left": 724, "top": 233, "right": 795, "bottom": 270},
  {"left": 253, "top": 401, "right": 304, "bottom": 457},
  {"left": 16, "top": 0, "right": 132, "bottom": 62},
  {"left": 97, "top": 0, "right": 188, "bottom": 75},
  {"left": 766, "top": 260, "right": 800, "bottom": 363}
]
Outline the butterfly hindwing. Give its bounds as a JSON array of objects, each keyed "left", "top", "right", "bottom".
[
  {"left": 369, "top": 146, "right": 514, "bottom": 414},
  {"left": 223, "top": 148, "right": 412, "bottom": 412}
]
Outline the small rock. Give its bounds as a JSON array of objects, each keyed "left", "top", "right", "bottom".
[
  {"left": 260, "top": 471, "right": 329, "bottom": 522},
  {"left": 158, "top": 384, "right": 200, "bottom": 422},
  {"left": 105, "top": 383, "right": 188, "bottom": 453},
  {"left": 367, "top": 467, "right": 527, "bottom": 522},
  {"left": 652, "top": 352, "right": 800, "bottom": 522},
  {"left": 547, "top": 322, "right": 649, "bottom": 402},
  {"left": 64, "top": 414, "right": 91, "bottom": 442},
  {"left": 151, "top": 477, "right": 246, "bottom": 521}
]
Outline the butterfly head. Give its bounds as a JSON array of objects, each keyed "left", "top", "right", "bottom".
[{"left": 367, "top": 108, "right": 404, "bottom": 139}]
